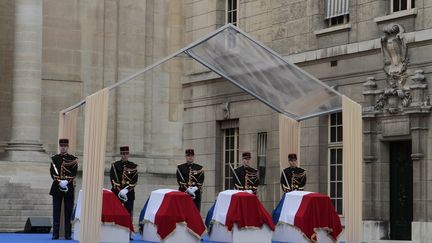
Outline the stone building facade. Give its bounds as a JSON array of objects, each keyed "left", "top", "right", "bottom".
[
  {"left": 183, "top": 0, "right": 432, "bottom": 242},
  {"left": 0, "top": 0, "right": 184, "bottom": 231},
  {"left": 1, "top": 0, "right": 432, "bottom": 241}
]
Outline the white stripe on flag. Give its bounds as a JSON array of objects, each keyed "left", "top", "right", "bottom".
[
  {"left": 211, "top": 190, "right": 243, "bottom": 225},
  {"left": 143, "top": 189, "right": 177, "bottom": 223},
  {"left": 75, "top": 189, "right": 83, "bottom": 220},
  {"left": 279, "top": 191, "right": 313, "bottom": 225},
  {"left": 75, "top": 189, "right": 112, "bottom": 220}
]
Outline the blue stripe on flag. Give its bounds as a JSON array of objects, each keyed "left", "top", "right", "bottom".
[
  {"left": 272, "top": 193, "right": 286, "bottom": 225},
  {"left": 205, "top": 201, "right": 216, "bottom": 228},
  {"left": 139, "top": 197, "right": 150, "bottom": 224}
]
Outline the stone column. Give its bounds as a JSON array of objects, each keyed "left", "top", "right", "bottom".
[
  {"left": 409, "top": 70, "right": 428, "bottom": 108},
  {"left": 3, "top": 0, "right": 46, "bottom": 162},
  {"left": 362, "top": 77, "right": 378, "bottom": 163}
]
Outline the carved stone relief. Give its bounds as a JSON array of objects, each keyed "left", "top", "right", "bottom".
[
  {"left": 363, "top": 23, "right": 430, "bottom": 115},
  {"left": 381, "top": 24, "right": 408, "bottom": 80},
  {"left": 222, "top": 101, "right": 230, "bottom": 119}
]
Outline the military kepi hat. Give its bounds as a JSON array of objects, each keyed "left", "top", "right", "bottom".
[
  {"left": 120, "top": 146, "right": 129, "bottom": 153},
  {"left": 288, "top": 153, "right": 297, "bottom": 161},
  {"left": 59, "top": 138, "right": 69, "bottom": 146},
  {"left": 242, "top": 152, "right": 251, "bottom": 159},
  {"left": 185, "top": 148, "right": 194, "bottom": 156}
]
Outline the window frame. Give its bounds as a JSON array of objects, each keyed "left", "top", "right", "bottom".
[
  {"left": 326, "top": 14, "right": 349, "bottom": 28},
  {"left": 325, "top": 0, "right": 350, "bottom": 27},
  {"left": 328, "top": 112, "right": 343, "bottom": 215},
  {"left": 257, "top": 132, "right": 267, "bottom": 185},
  {"left": 391, "top": 0, "right": 415, "bottom": 13},
  {"left": 222, "top": 127, "right": 239, "bottom": 190},
  {"left": 226, "top": 0, "right": 238, "bottom": 26}
]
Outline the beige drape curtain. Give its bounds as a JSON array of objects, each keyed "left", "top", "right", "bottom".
[
  {"left": 342, "top": 95, "right": 363, "bottom": 243},
  {"left": 79, "top": 88, "right": 109, "bottom": 243},
  {"left": 279, "top": 114, "right": 300, "bottom": 169},
  {"left": 58, "top": 109, "right": 78, "bottom": 153}
]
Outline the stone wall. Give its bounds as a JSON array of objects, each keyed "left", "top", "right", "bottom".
[{"left": 183, "top": 78, "right": 279, "bottom": 213}]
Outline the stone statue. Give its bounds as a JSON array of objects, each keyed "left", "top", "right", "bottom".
[
  {"left": 381, "top": 23, "right": 408, "bottom": 86},
  {"left": 373, "top": 23, "right": 412, "bottom": 112}
]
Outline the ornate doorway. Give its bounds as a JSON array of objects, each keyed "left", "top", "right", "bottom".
[{"left": 389, "top": 140, "right": 412, "bottom": 240}]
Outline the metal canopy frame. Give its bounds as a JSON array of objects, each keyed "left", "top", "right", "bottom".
[{"left": 62, "top": 24, "right": 343, "bottom": 121}]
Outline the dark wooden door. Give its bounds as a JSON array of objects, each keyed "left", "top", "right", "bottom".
[{"left": 390, "top": 141, "right": 412, "bottom": 240}]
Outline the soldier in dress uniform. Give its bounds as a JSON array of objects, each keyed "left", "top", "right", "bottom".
[
  {"left": 232, "top": 152, "right": 260, "bottom": 194},
  {"left": 110, "top": 146, "right": 138, "bottom": 218},
  {"left": 176, "top": 148, "right": 205, "bottom": 211},
  {"left": 49, "top": 138, "right": 78, "bottom": 240},
  {"left": 280, "top": 153, "right": 307, "bottom": 192}
]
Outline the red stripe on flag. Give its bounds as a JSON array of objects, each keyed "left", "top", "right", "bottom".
[
  {"left": 154, "top": 191, "right": 205, "bottom": 239},
  {"left": 294, "top": 193, "right": 342, "bottom": 241},
  {"left": 101, "top": 190, "right": 134, "bottom": 231},
  {"left": 225, "top": 192, "right": 275, "bottom": 231}
]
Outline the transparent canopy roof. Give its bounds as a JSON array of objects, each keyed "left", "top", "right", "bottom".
[
  {"left": 185, "top": 25, "right": 342, "bottom": 120},
  {"left": 64, "top": 24, "right": 343, "bottom": 121}
]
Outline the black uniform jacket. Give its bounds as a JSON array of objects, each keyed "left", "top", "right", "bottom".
[
  {"left": 176, "top": 162, "right": 204, "bottom": 192},
  {"left": 280, "top": 166, "right": 307, "bottom": 192},
  {"left": 232, "top": 165, "right": 259, "bottom": 194},
  {"left": 110, "top": 160, "right": 138, "bottom": 201},
  {"left": 49, "top": 153, "right": 78, "bottom": 198}
]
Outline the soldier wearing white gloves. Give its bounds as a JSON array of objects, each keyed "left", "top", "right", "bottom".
[
  {"left": 177, "top": 149, "right": 205, "bottom": 211},
  {"left": 110, "top": 146, "right": 138, "bottom": 218},
  {"left": 49, "top": 138, "right": 78, "bottom": 240}
]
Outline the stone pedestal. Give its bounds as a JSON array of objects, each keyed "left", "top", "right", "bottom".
[{"left": 3, "top": 141, "right": 48, "bottom": 162}]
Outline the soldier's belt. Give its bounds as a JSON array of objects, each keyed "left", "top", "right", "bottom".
[{"left": 54, "top": 176, "right": 75, "bottom": 180}]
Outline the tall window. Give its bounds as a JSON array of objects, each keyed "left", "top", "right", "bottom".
[
  {"left": 330, "top": 112, "right": 343, "bottom": 143},
  {"left": 325, "top": 0, "right": 349, "bottom": 27},
  {"left": 329, "top": 112, "right": 343, "bottom": 214},
  {"left": 257, "top": 132, "right": 267, "bottom": 185},
  {"left": 227, "top": 0, "right": 238, "bottom": 25},
  {"left": 392, "top": 0, "right": 415, "bottom": 12},
  {"left": 223, "top": 127, "right": 239, "bottom": 190}
]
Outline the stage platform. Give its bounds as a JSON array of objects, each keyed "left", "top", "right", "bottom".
[
  {"left": 0, "top": 233, "right": 144, "bottom": 243},
  {"left": 0, "top": 233, "right": 346, "bottom": 243}
]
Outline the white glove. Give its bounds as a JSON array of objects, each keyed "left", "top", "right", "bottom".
[
  {"left": 190, "top": 186, "right": 198, "bottom": 193},
  {"left": 119, "top": 188, "right": 128, "bottom": 197},
  {"left": 186, "top": 187, "right": 196, "bottom": 199},
  {"left": 59, "top": 180, "right": 68, "bottom": 188},
  {"left": 245, "top": 190, "right": 253, "bottom": 194},
  {"left": 185, "top": 187, "right": 192, "bottom": 194}
]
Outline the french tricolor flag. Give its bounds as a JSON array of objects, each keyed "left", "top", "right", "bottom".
[
  {"left": 139, "top": 189, "right": 205, "bottom": 239},
  {"left": 206, "top": 190, "right": 275, "bottom": 231},
  {"left": 272, "top": 191, "right": 342, "bottom": 241}
]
